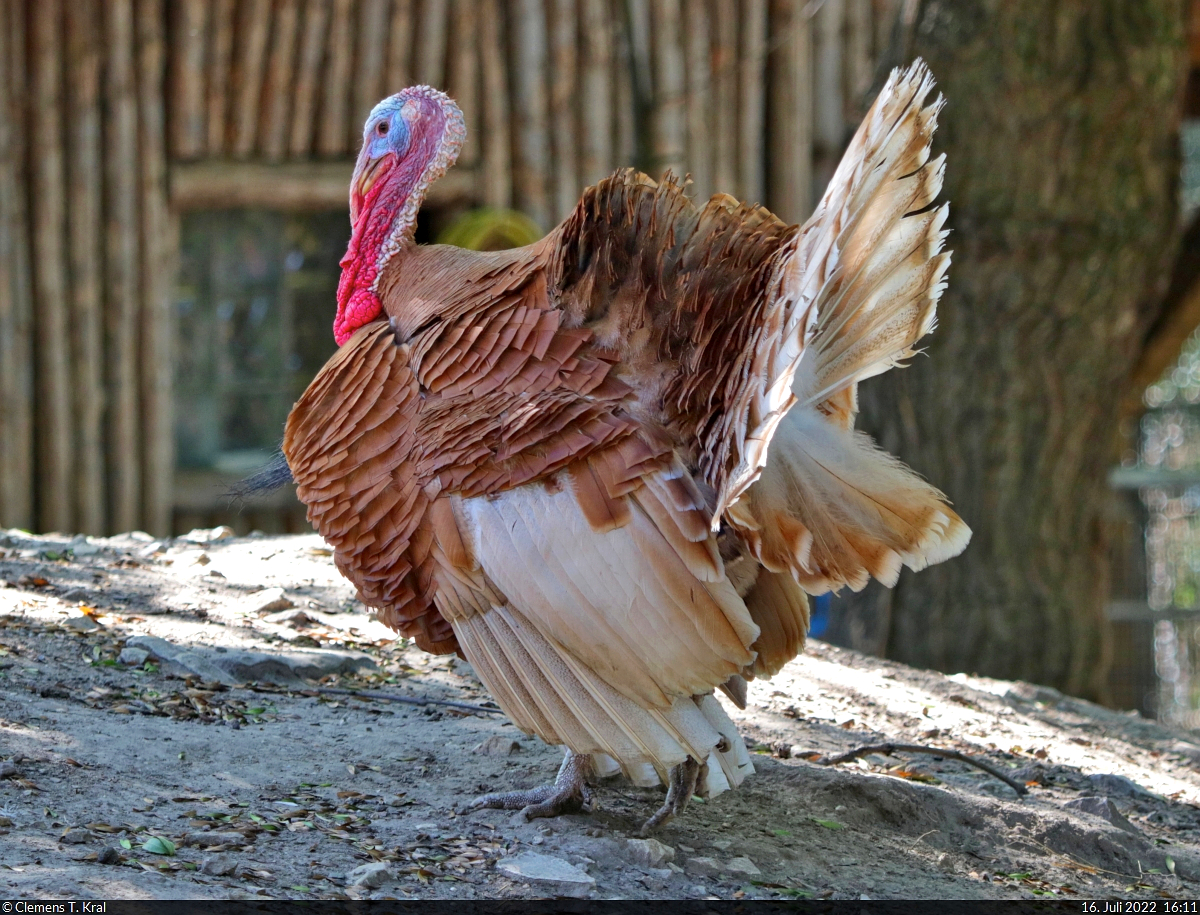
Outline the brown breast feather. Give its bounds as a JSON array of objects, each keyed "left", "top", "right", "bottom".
[{"left": 285, "top": 170, "right": 798, "bottom": 660}]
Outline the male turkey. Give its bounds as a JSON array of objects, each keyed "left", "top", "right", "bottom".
[{"left": 283, "top": 60, "right": 969, "bottom": 834}]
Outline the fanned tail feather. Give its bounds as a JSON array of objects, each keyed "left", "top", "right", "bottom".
[{"left": 738, "top": 59, "right": 969, "bottom": 596}]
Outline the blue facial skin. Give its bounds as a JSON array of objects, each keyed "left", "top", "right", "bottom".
[{"left": 364, "top": 104, "right": 411, "bottom": 161}]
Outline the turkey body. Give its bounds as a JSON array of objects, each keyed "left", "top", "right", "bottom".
[{"left": 283, "top": 62, "right": 969, "bottom": 823}]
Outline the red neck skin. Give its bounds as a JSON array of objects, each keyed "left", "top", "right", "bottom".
[{"left": 333, "top": 110, "right": 445, "bottom": 346}]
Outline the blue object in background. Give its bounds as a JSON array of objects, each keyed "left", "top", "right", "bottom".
[{"left": 809, "top": 592, "right": 832, "bottom": 639}]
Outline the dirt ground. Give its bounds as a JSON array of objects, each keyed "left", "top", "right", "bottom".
[{"left": 2, "top": 527, "right": 1200, "bottom": 901}]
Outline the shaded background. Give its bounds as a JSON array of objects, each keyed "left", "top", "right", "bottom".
[{"left": 4, "top": 0, "right": 1200, "bottom": 721}]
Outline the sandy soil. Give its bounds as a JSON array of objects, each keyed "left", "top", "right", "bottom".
[{"left": 2, "top": 528, "right": 1199, "bottom": 901}]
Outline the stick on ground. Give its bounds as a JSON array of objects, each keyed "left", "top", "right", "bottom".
[
  {"left": 810, "top": 743, "right": 1029, "bottom": 797},
  {"left": 248, "top": 683, "right": 505, "bottom": 716}
]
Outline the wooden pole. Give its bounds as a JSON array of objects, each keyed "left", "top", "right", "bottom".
[
  {"left": 872, "top": 0, "right": 901, "bottom": 66},
  {"left": 767, "top": 0, "right": 813, "bottom": 224},
  {"left": 137, "top": 0, "right": 174, "bottom": 537},
  {"left": 205, "top": 0, "right": 234, "bottom": 156},
  {"left": 66, "top": 0, "right": 107, "bottom": 534},
  {"left": 682, "top": 0, "right": 710, "bottom": 199},
  {"left": 417, "top": 0, "right": 450, "bottom": 87},
  {"left": 512, "top": 0, "right": 550, "bottom": 227},
  {"left": 479, "top": 0, "right": 511, "bottom": 208},
  {"left": 844, "top": 0, "right": 872, "bottom": 113},
  {"left": 0, "top": 0, "right": 34, "bottom": 530},
  {"left": 813, "top": 0, "right": 844, "bottom": 186},
  {"left": 450, "top": 0, "right": 480, "bottom": 168},
  {"left": 290, "top": 0, "right": 331, "bottom": 158},
  {"left": 170, "top": 0, "right": 207, "bottom": 159},
  {"left": 624, "top": 0, "right": 653, "bottom": 173},
  {"left": 711, "top": 0, "right": 737, "bottom": 195},
  {"left": 580, "top": 0, "right": 613, "bottom": 186},
  {"left": 30, "top": 0, "right": 75, "bottom": 533},
  {"left": 650, "top": 0, "right": 685, "bottom": 180},
  {"left": 550, "top": 0, "right": 578, "bottom": 220},
  {"left": 386, "top": 0, "right": 416, "bottom": 92},
  {"left": 262, "top": 0, "right": 302, "bottom": 162},
  {"left": 231, "top": 0, "right": 273, "bottom": 159},
  {"left": 738, "top": 0, "right": 767, "bottom": 203},
  {"left": 612, "top": 2, "right": 636, "bottom": 168},
  {"left": 318, "top": 0, "right": 355, "bottom": 158},
  {"left": 105, "top": 0, "right": 143, "bottom": 533},
  {"left": 353, "top": 0, "right": 390, "bottom": 148}
]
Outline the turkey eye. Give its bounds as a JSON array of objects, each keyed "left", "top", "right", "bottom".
[{"left": 376, "top": 121, "right": 389, "bottom": 137}]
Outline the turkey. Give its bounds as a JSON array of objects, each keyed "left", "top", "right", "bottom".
[{"left": 282, "top": 59, "right": 970, "bottom": 834}]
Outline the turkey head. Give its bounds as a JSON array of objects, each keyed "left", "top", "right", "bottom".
[{"left": 334, "top": 86, "right": 466, "bottom": 345}]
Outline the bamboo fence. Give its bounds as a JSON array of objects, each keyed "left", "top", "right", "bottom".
[{"left": 0, "top": 0, "right": 897, "bottom": 536}]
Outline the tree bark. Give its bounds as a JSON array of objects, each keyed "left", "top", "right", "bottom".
[{"left": 837, "top": 1, "right": 1188, "bottom": 701}]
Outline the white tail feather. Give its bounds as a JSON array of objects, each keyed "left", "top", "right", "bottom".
[{"left": 734, "top": 59, "right": 969, "bottom": 597}]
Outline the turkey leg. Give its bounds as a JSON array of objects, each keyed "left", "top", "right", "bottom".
[
  {"left": 468, "top": 749, "right": 594, "bottom": 821},
  {"left": 638, "top": 756, "right": 702, "bottom": 836}
]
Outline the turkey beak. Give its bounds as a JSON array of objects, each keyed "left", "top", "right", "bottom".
[
  {"left": 350, "top": 145, "right": 396, "bottom": 226},
  {"left": 357, "top": 156, "right": 386, "bottom": 200}
]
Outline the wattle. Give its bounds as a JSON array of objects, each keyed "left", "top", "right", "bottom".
[{"left": 333, "top": 285, "right": 383, "bottom": 345}]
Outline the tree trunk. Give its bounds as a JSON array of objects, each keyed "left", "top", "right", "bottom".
[{"left": 834, "top": 1, "right": 1188, "bottom": 701}]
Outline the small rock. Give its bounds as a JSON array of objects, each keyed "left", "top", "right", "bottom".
[
  {"left": 241, "top": 587, "right": 294, "bottom": 616},
  {"left": 124, "top": 633, "right": 374, "bottom": 686},
  {"left": 0, "top": 816, "right": 13, "bottom": 826},
  {"left": 626, "top": 837, "right": 675, "bottom": 868},
  {"left": 496, "top": 852, "right": 595, "bottom": 898},
  {"left": 181, "top": 525, "right": 234, "bottom": 544},
  {"left": 474, "top": 735, "right": 521, "bottom": 756},
  {"left": 1172, "top": 741, "right": 1200, "bottom": 764},
  {"left": 264, "top": 608, "right": 316, "bottom": 628},
  {"left": 201, "top": 855, "right": 240, "bottom": 876},
  {"left": 0, "top": 760, "right": 18, "bottom": 778},
  {"left": 96, "top": 846, "right": 121, "bottom": 865},
  {"left": 639, "top": 868, "right": 673, "bottom": 891},
  {"left": 192, "top": 553, "right": 211, "bottom": 566},
  {"left": 685, "top": 856, "right": 724, "bottom": 878},
  {"left": 689, "top": 884, "right": 709, "bottom": 897},
  {"left": 60, "top": 588, "right": 91, "bottom": 602},
  {"left": 137, "top": 541, "right": 165, "bottom": 559},
  {"left": 68, "top": 536, "right": 100, "bottom": 557},
  {"left": 1085, "top": 773, "right": 1156, "bottom": 800},
  {"left": 187, "top": 831, "right": 250, "bottom": 848},
  {"left": 60, "top": 829, "right": 91, "bottom": 844},
  {"left": 725, "top": 856, "right": 761, "bottom": 876},
  {"left": 346, "top": 861, "right": 394, "bottom": 888},
  {"left": 1011, "top": 765, "right": 1048, "bottom": 786},
  {"left": 711, "top": 838, "right": 731, "bottom": 851},
  {"left": 118, "top": 647, "right": 150, "bottom": 667},
  {"left": 63, "top": 615, "right": 101, "bottom": 632},
  {"left": 1065, "top": 796, "right": 1140, "bottom": 834}
]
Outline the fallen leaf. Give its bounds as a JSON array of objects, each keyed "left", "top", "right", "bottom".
[
  {"left": 141, "top": 836, "right": 176, "bottom": 856},
  {"left": 812, "top": 818, "right": 844, "bottom": 830}
]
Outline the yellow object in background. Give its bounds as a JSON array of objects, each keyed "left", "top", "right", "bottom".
[{"left": 437, "top": 208, "right": 543, "bottom": 252}]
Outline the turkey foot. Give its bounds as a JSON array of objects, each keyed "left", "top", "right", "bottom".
[
  {"left": 468, "top": 749, "right": 594, "bottom": 821},
  {"left": 639, "top": 756, "right": 702, "bottom": 836}
]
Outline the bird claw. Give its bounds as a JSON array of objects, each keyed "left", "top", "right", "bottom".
[
  {"left": 639, "top": 757, "right": 702, "bottom": 836},
  {"left": 467, "top": 750, "right": 594, "bottom": 821},
  {"left": 468, "top": 781, "right": 593, "bottom": 820}
]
